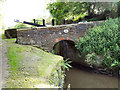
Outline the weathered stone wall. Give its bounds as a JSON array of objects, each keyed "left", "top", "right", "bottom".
[
  {"left": 5, "top": 29, "right": 17, "bottom": 38},
  {"left": 16, "top": 21, "right": 104, "bottom": 51}
]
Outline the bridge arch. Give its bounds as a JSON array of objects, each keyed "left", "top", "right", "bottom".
[{"left": 53, "top": 40, "right": 80, "bottom": 62}]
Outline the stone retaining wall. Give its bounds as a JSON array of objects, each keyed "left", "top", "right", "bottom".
[{"left": 5, "top": 29, "right": 17, "bottom": 38}]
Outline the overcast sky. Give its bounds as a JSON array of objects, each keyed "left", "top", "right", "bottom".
[
  {"left": 3, "top": 0, "right": 54, "bottom": 28},
  {"left": 2, "top": 0, "right": 118, "bottom": 28}
]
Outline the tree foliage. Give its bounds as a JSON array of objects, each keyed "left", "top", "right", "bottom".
[
  {"left": 47, "top": 2, "right": 119, "bottom": 23},
  {"left": 47, "top": 2, "right": 90, "bottom": 20}
]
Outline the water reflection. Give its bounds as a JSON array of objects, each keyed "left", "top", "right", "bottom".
[{"left": 64, "top": 67, "right": 118, "bottom": 88}]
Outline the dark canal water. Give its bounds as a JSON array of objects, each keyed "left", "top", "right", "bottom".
[
  {"left": 53, "top": 40, "right": 119, "bottom": 88},
  {"left": 64, "top": 67, "right": 118, "bottom": 88}
]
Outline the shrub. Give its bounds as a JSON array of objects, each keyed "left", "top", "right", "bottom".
[
  {"left": 50, "top": 59, "right": 72, "bottom": 88},
  {"left": 14, "top": 23, "right": 28, "bottom": 29},
  {"left": 75, "top": 18, "right": 120, "bottom": 70}
]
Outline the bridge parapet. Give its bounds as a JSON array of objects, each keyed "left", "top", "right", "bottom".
[{"left": 16, "top": 21, "right": 104, "bottom": 51}]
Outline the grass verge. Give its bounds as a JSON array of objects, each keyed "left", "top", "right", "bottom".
[{"left": 5, "top": 39, "right": 63, "bottom": 88}]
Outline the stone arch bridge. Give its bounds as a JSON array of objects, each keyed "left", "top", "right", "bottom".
[{"left": 16, "top": 21, "right": 103, "bottom": 51}]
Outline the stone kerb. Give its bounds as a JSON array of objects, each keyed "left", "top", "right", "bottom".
[{"left": 16, "top": 21, "right": 104, "bottom": 51}]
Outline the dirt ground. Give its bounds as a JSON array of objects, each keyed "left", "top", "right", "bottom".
[
  {"left": 0, "top": 38, "right": 9, "bottom": 89},
  {"left": 2, "top": 40, "right": 10, "bottom": 88},
  {"left": 0, "top": 36, "right": 2, "bottom": 89},
  {"left": 0, "top": 31, "right": 10, "bottom": 89}
]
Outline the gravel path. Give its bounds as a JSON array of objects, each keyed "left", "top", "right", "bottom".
[
  {"left": 0, "top": 35, "right": 2, "bottom": 89},
  {"left": 2, "top": 40, "right": 9, "bottom": 88},
  {"left": 0, "top": 35, "right": 9, "bottom": 89}
]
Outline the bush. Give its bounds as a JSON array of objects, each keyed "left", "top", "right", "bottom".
[
  {"left": 75, "top": 18, "right": 120, "bottom": 70},
  {"left": 14, "top": 23, "right": 28, "bottom": 29},
  {"left": 50, "top": 59, "right": 72, "bottom": 88}
]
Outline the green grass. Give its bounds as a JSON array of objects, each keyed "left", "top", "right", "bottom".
[
  {"left": 5, "top": 39, "right": 63, "bottom": 88},
  {"left": 0, "top": 33, "right": 5, "bottom": 39},
  {"left": 1, "top": 33, "right": 6, "bottom": 39},
  {"left": 7, "top": 42, "right": 22, "bottom": 71}
]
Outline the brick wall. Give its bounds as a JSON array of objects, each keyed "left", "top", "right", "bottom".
[{"left": 17, "top": 21, "right": 104, "bottom": 51}]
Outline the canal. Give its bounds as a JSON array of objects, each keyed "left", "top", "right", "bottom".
[
  {"left": 64, "top": 66, "right": 118, "bottom": 88},
  {"left": 53, "top": 40, "right": 119, "bottom": 88}
]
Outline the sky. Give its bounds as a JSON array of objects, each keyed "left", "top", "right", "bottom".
[
  {"left": 2, "top": 0, "right": 54, "bottom": 28},
  {"left": 2, "top": 0, "right": 118, "bottom": 28}
]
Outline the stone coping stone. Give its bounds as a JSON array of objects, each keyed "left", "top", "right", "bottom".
[{"left": 17, "top": 20, "right": 104, "bottom": 31}]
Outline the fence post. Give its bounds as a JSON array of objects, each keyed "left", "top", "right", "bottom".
[
  {"left": 73, "top": 17, "right": 74, "bottom": 20},
  {"left": 52, "top": 19, "right": 55, "bottom": 26},
  {"left": 63, "top": 19, "right": 65, "bottom": 24},
  {"left": 79, "top": 18, "right": 81, "bottom": 22},
  {"left": 56, "top": 20, "right": 59, "bottom": 25},
  {"left": 43, "top": 19, "right": 45, "bottom": 26},
  {"left": 33, "top": 19, "right": 36, "bottom": 24}
]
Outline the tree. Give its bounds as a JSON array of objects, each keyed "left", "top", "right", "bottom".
[
  {"left": 47, "top": 2, "right": 90, "bottom": 24},
  {"left": 47, "top": 2, "right": 119, "bottom": 24},
  {"left": 47, "top": 2, "right": 90, "bottom": 19}
]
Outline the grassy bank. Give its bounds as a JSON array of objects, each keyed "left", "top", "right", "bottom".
[{"left": 5, "top": 39, "right": 63, "bottom": 88}]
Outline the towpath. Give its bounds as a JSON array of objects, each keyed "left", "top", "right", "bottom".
[{"left": 0, "top": 33, "right": 9, "bottom": 89}]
